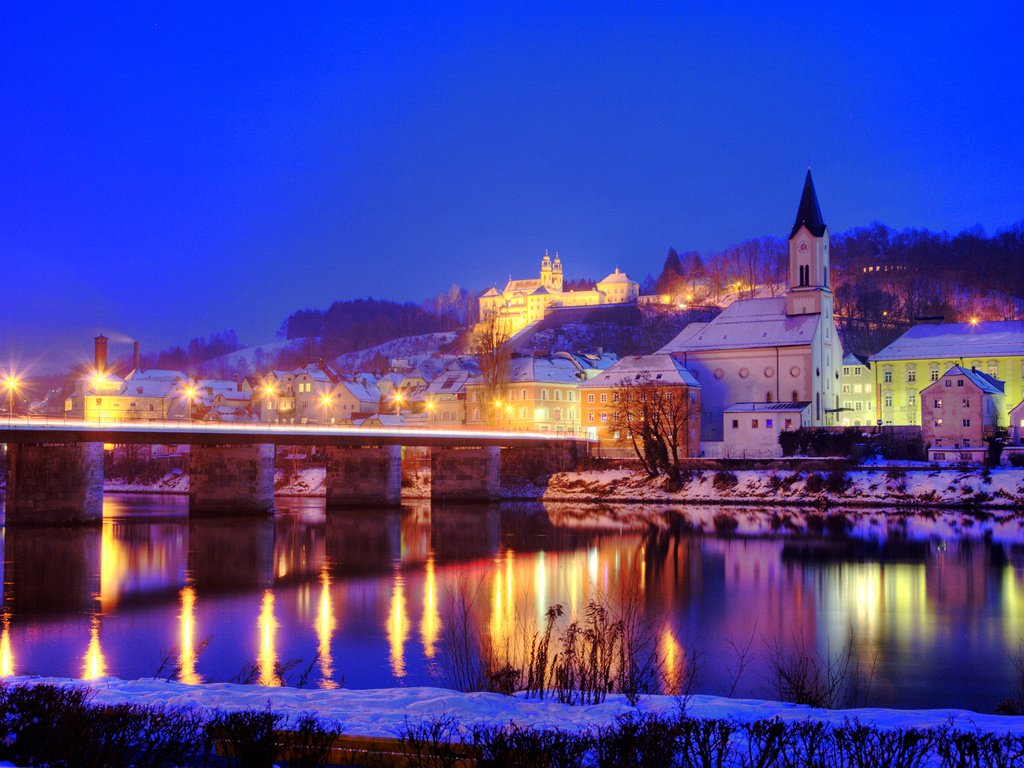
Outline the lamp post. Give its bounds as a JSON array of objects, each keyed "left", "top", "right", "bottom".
[
  {"left": 425, "top": 399, "right": 436, "bottom": 426},
  {"left": 183, "top": 385, "right": 197, "bottom": 421},
  {"left": 320, "top": 393, "right": 333, "bottom": 424},
  {"left": 4, "top": 376, "right": 17, "bottom": 424},
  {"left": 392, "top": 391, "right": 404, "bottom": 416}
]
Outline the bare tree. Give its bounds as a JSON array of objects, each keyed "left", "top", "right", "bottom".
[
  {"left": 613, "top": 376, "right": 698, "bottom": 480},
  {"left": 473, "top": 311, "right": 511, "bottom": 427}
]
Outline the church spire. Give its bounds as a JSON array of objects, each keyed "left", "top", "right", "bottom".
[{"left": 789, "top": 168, "right": 826, "bottom": 239}]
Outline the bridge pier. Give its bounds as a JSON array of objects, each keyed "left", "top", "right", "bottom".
[
  {"left": 189, "top": 443, "right": 275, "bottom": 516},
  {"left": 4, "top": 442, "right": 104, "bottom": 525},
  {"left": 431, "top": 446, "right": 500, "bottom": 502},
  {"left": 325, "top": 445, "right": 402, "bottom": 507}
]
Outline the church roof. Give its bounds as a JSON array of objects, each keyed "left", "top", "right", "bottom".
[
  {"left": 529, "top": 285, "right": 552, "bottom": 295},
  {"left": 870, "top": 321, "right": 1024, "bottom": 362},
  {"left": 504, "top": 278, "right": 543, "bottom": 293},
  {"left": 659, "top": 297, "right": 821, "bottom": 353},
  {"left": 789, "top": 169, "right": 827, "bottom": 239}
]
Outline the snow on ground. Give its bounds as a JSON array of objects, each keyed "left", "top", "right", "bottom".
[
  {"left": 333, "top": 332, "right": 460, "bottom": 372},
  {"left": 105, "top": 472, "right": 190, "bottom": 494},
  {"left": 540, "top": 467, "right": 1024, "bottom": 509},
  {"left": 7, "top": 677, "right": 1023, "bottom": 738}
]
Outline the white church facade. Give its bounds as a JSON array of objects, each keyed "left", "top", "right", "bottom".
[{"left": 659, "top": 170, "right": 843, "bottom": 457}]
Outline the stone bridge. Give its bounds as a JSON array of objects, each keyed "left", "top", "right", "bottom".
[{"left": 0, "top": 420, "right": 591, "bottom": 525}]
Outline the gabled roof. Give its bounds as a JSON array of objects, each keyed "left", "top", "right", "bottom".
[
  {"left": 597, "top": 268, "right": 636, "bottom": 285},
  {"left": 659, "top": 297, "right": 820, "bottom": 353},
  {"left": 922, "top": 365, "right": 1005, "bottom": 395},
  {"left": 579, "top": 354, "right": 700, "bottom": 388},
  {"left": 790, "top": 169, "right": 826, "bottom": 239},
  {"left": 842, "top": 352, "right": 871, "bottom": 368},
  {"left": 504, "top": 278, "right": 543, "bottom": 294},
  {"left": 481, "top": 286, "right": 500, "bottom": 297},
  {"left": 870, "top": 321, "right": 1024, "bottom": 362}
]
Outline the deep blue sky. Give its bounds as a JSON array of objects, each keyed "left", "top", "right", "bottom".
[{"left": 2, "top": 1, "right": 1022, "bottom": 372}]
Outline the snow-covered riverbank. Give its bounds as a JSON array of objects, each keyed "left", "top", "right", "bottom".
[
  {"left": 8, "top": 677, "right": 1024, "bottom": 738},
  {"left": 538, "top": 467, "right": 1024, "bottom": 509}
]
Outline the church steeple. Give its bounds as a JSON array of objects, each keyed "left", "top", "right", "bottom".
[
  {"left": 789, "top": 168, "right": 826, "bottom": 239},
  {"left": 786, "top": 169, "right": 832, "bottom": 318}
]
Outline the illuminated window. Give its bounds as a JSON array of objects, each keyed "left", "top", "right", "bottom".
[
  {"left": 766, "top": 419, "right": 773, "bottom": 428},
  {"left": 751, "top": 419, "right": 759, "bottom": 429},
  {"left": 600, "top": 412, "right": 607, "bottom": 422},
  {"left": 884, "top": 393, "right": 893, "bottom": 407},
  {"left": 934, "top": 399, "right": 942, "bottom": 408},
  {"left": 907, "top": 367, "right": 916, "bottom": 383},
  {"left": 883, "top": 369, "right": 893, "bottom": 383}
]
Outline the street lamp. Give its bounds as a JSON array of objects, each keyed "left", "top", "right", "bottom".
[
  {"left": 320, "top": 392, "right": 333, "bottom": 424},
  {"left": 183, "top": 385, "right": 197, "bottom": 421},
  {"left": 4, "top": 376, "right": 17, "bottom": 424},
  {"left": 392, "top": 391, "right": 405, "bottom": 415}
]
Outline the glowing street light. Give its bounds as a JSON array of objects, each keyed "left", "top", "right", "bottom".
[
  {"left": 183, "top": 385, "right": 197, "bottom": 421},
  {"left": 392, "top": 391, "right": 405, "bottom": 415},
  {"left": 969, "top": 316, "right": 980, "bottom": 326},
  {"left": 320, "top": 392, "right": 334, "bottom": 423},
  {"left": 4, "top": 376, "right": 18, "bottom": 424}
]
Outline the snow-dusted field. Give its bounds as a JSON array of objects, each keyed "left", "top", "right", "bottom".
[{"left": 7, "top": 677, "right": 1024, "bottom": 738}]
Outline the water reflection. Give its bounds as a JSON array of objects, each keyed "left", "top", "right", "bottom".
[{"left": 0, "top": 495, "right": 1022, "bottom": 710}]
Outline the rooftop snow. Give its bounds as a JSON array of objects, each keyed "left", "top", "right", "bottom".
[
  {"left": 870, "top": 320, "right": 1024, "bottom": 362},
  {"left": 580, "top": 354, "right": 700, "bottom": 388},
  {"left": 659, "top": 297, "right": 820, "bottom": 353},
  {"left": 723, "top": 401, "right": 811, "bottom": 413}
]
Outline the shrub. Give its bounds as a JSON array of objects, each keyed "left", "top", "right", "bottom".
[
  {"left": 712, "top": 471, "right": 738, "bottom": 491},
  {"left": 824, "top": 469, "right": 850, "bottom": 494},
  {"left": 804, "top": 472, "right": 825, "bottom": 493},
  {"left": 401, "top": 715, "right": 472, "bottom": 768},
  {"left": 206, "top": 707, "right": 284, "bottom": 768},
  {"left": 595, "top": 712, "right": 683, "bottom": 768},
  {"left": 1009, "top": 454, "right": 1024, "bottom": 467},
  {"left": 473, "top": 723, "right": 592, "bottom": 768}
]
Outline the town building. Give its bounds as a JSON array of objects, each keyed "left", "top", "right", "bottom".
[
  {"left": 658, "top": 170, "right": 843, "bottom": 454},
  {"left": 578, "top": 353, "right": 701, "bottom": 454},
  {"left": 870, "top": 321, "right": 1024, "bottom": 427},
  {"left": 465, "top": 354, "right": 586, "bottom": 434},
  {"left": 723, "top": 402, "right": 811, "bottom": 458},
  {"left": 839, "top": 353, "right": 874, "bottom": 426},
  {"left": 259, "top": 362, "right": 379, "bottom": 424},
  {"left": 479, "top": 252, "right": 641, "bottom": 337},
  {"left": 921, "top": 365, "right": 1005, "bottom": 463},
  {"left": 421, "top": 357, "right": 480, "bottom": 427},
  {"left": 65, "top": 368, "right": 189, "bottom": 421}
]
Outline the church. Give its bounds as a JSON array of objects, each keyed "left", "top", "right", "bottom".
[
  {"left": 659, "top": 171, "right": 843, "bottom": 457},
  {"left": 479, "top": 252, "right": 640, "bottom": 337}
]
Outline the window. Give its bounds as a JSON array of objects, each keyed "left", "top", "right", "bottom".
[
  {"left": 934, "top": 437, "right": 943, "bottom": 446},
  {"left": 522, "top": 388, "right": 527, "bottom": 400},
  {"left": 752, "top": 419, "right": 759, "bottom": 428},
  {"left": 962, "top": 399, "right": 970, "bottom": 407},
  {"left": 988, "top": 363, "right": 999, "bottom": 377},
  {"left": 854, "top": 366, "right": 862, "bottom": 375},
  {"left": 935, "top": 452, "right": 946, "bottom": 460},
  {"left": 587, "top": 393, "right": 595, "bottom": 403},
  {"left": 883, "top": 368, "right": 893, "bottom": 383},
  {"left": 930, "top": 365, "right": 940, "bottom": 382},
  {"left": 600, "top": 412, "right": 608, "bottom": 422},
  {"left": 540, "top": 389, "right": 548, "bottom": 400},
  {"left": 963, "top": 437, "right": 972, "bottom": 447},
  {"left": 731, "top": 419, "right": 739, "bottom": 429},
  {"left": 843, "top": 367, "right": 850, "bottom": 376},
  {"left": 785, "top": 419, "right": 794, "bottom": 430},
  {"left": 957, "top": 379, "right": 964, "bottom": 387},
  {"left": 554, "top": 390, "right": 561, "bottom": 401},
  {"left": 884, "top": 393, "right": 893, "bottom": 407},
  {"left": 599, "top": 393, "right": 608, "bottom": 403},
  {"left": 962, "top": 418, "right": 971, "bottom": 427},
  {"left": 934, "top": 418, "right": 943, "bottom": 427},
  {"left": 908, "top": 393, "right": 917, "bottom": 407},
  {"left": 934, "top": 399, "right": 942, "bottom": 408},
  {"left": 907, "top": 367, "right": 916, "bottom": 383},
  {"left": 587, "top": 413, "right": 595, "bottom": 423},
  {"left": 612, "top": 392, "right": 620, "bottom": 402},
  {"left": 520, "top": 407, "right": 527, "bottom": 418},
  {"left": 855, "top": 401, "right": 863, "bottom": 411},
  {"left": 766, "top": 419, "right": 774, "bottom": 428},
  {"left": 944, "top": 380, "right": 952, "bottom": 388},
  {"left": 842, "top": 384, "right": 851, "bottom": 393}
]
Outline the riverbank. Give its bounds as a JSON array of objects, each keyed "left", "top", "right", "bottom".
[
  {"left": 9, "top": 676, "right": 1024, "bottom": 738},
  {"left": 535, "top": 466, "right": 1024, "bottom": 509}
]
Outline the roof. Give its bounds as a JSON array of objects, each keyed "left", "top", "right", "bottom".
[
  {"left": 529, "top": 285, "right": 552, "bottom": 295},
  {"left": 790, "top": 169, "right": 826, "bottom": 239},
  {"left": 340, "top": 380, "right": 381, "bottom": 402},
  {"left": 597, "top": 268, "right": 636, "bottom": 285},
  {"left": 125, "top": 369, "right": 186, "bottom": 382},
  {"left": 504, "top": 278, "right": 544, "bottom": 294},
  {"left": 923, "top": 365, "right": 1005, "bottom": 395},
  {"left": 842, "top": 352, "right": 871, "bottom": 368},
  {"left": 424, "top": 369, "right": 472, "bottom": 395},
  {"left": 481, "top": 286, "right": 500, "bottom": 297},
  {"left": 579, "top": 354, "right": 700, "bottom": 389},
  {"left": 659, "top": 297, "right": 821, "bottom": 353},
  {"left": 467, "top": 355, "right": 585, "bottom": 386},
  {"left": 724, "top": 401, "right": 811, "bottom": 413},
  {"left": 870, "top": 321, "right": 1024, "bottom": 362}
]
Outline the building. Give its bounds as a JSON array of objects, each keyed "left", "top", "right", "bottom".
[
  {"left": 479, "top": 252, "right": 641, "bottom": 337},
  {"left": 65, "top": 368, "right": 189, "bottom": 421},
  {"left": 465, "top": 354, "right": 586, "bottom": 434},
  {"left": 421, "top": 357, "right": 480, "bottom": 427},
  {"left": 259, "top": 362, "right": 379, "bottom": 424},
  {"left": 578, "top": 353, "right": 701, "bottom": 454},
  {"left": 839, "top": 353, "right": 874, "bottom": 425},
  {"left": 870, "top": 321, "right": 1024, "bottom": 426},
  {"left": 723, "top": 402, "right": 811, "bottom": 458},
  {"left": 921, "top": 365, "right": 1005, "bottom": 463},
  {"left": 658, "top": 170, "right": 843, "bottom": 454}
]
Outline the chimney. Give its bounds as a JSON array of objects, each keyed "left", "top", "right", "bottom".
[
  {"left": 133, "top": 341, "right": 141, "bottom": 372},
  {"left": 94, "top": 334, "right": 108, "bottom": 374}
]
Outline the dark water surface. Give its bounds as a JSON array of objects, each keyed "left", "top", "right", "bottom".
[{"left": 1, "top": 494, "right": 1022, "bottom": 712}]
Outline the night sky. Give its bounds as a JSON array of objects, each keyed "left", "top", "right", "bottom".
[{"left": 2, "top": 1, "right": 1021, "bottom": 372}]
